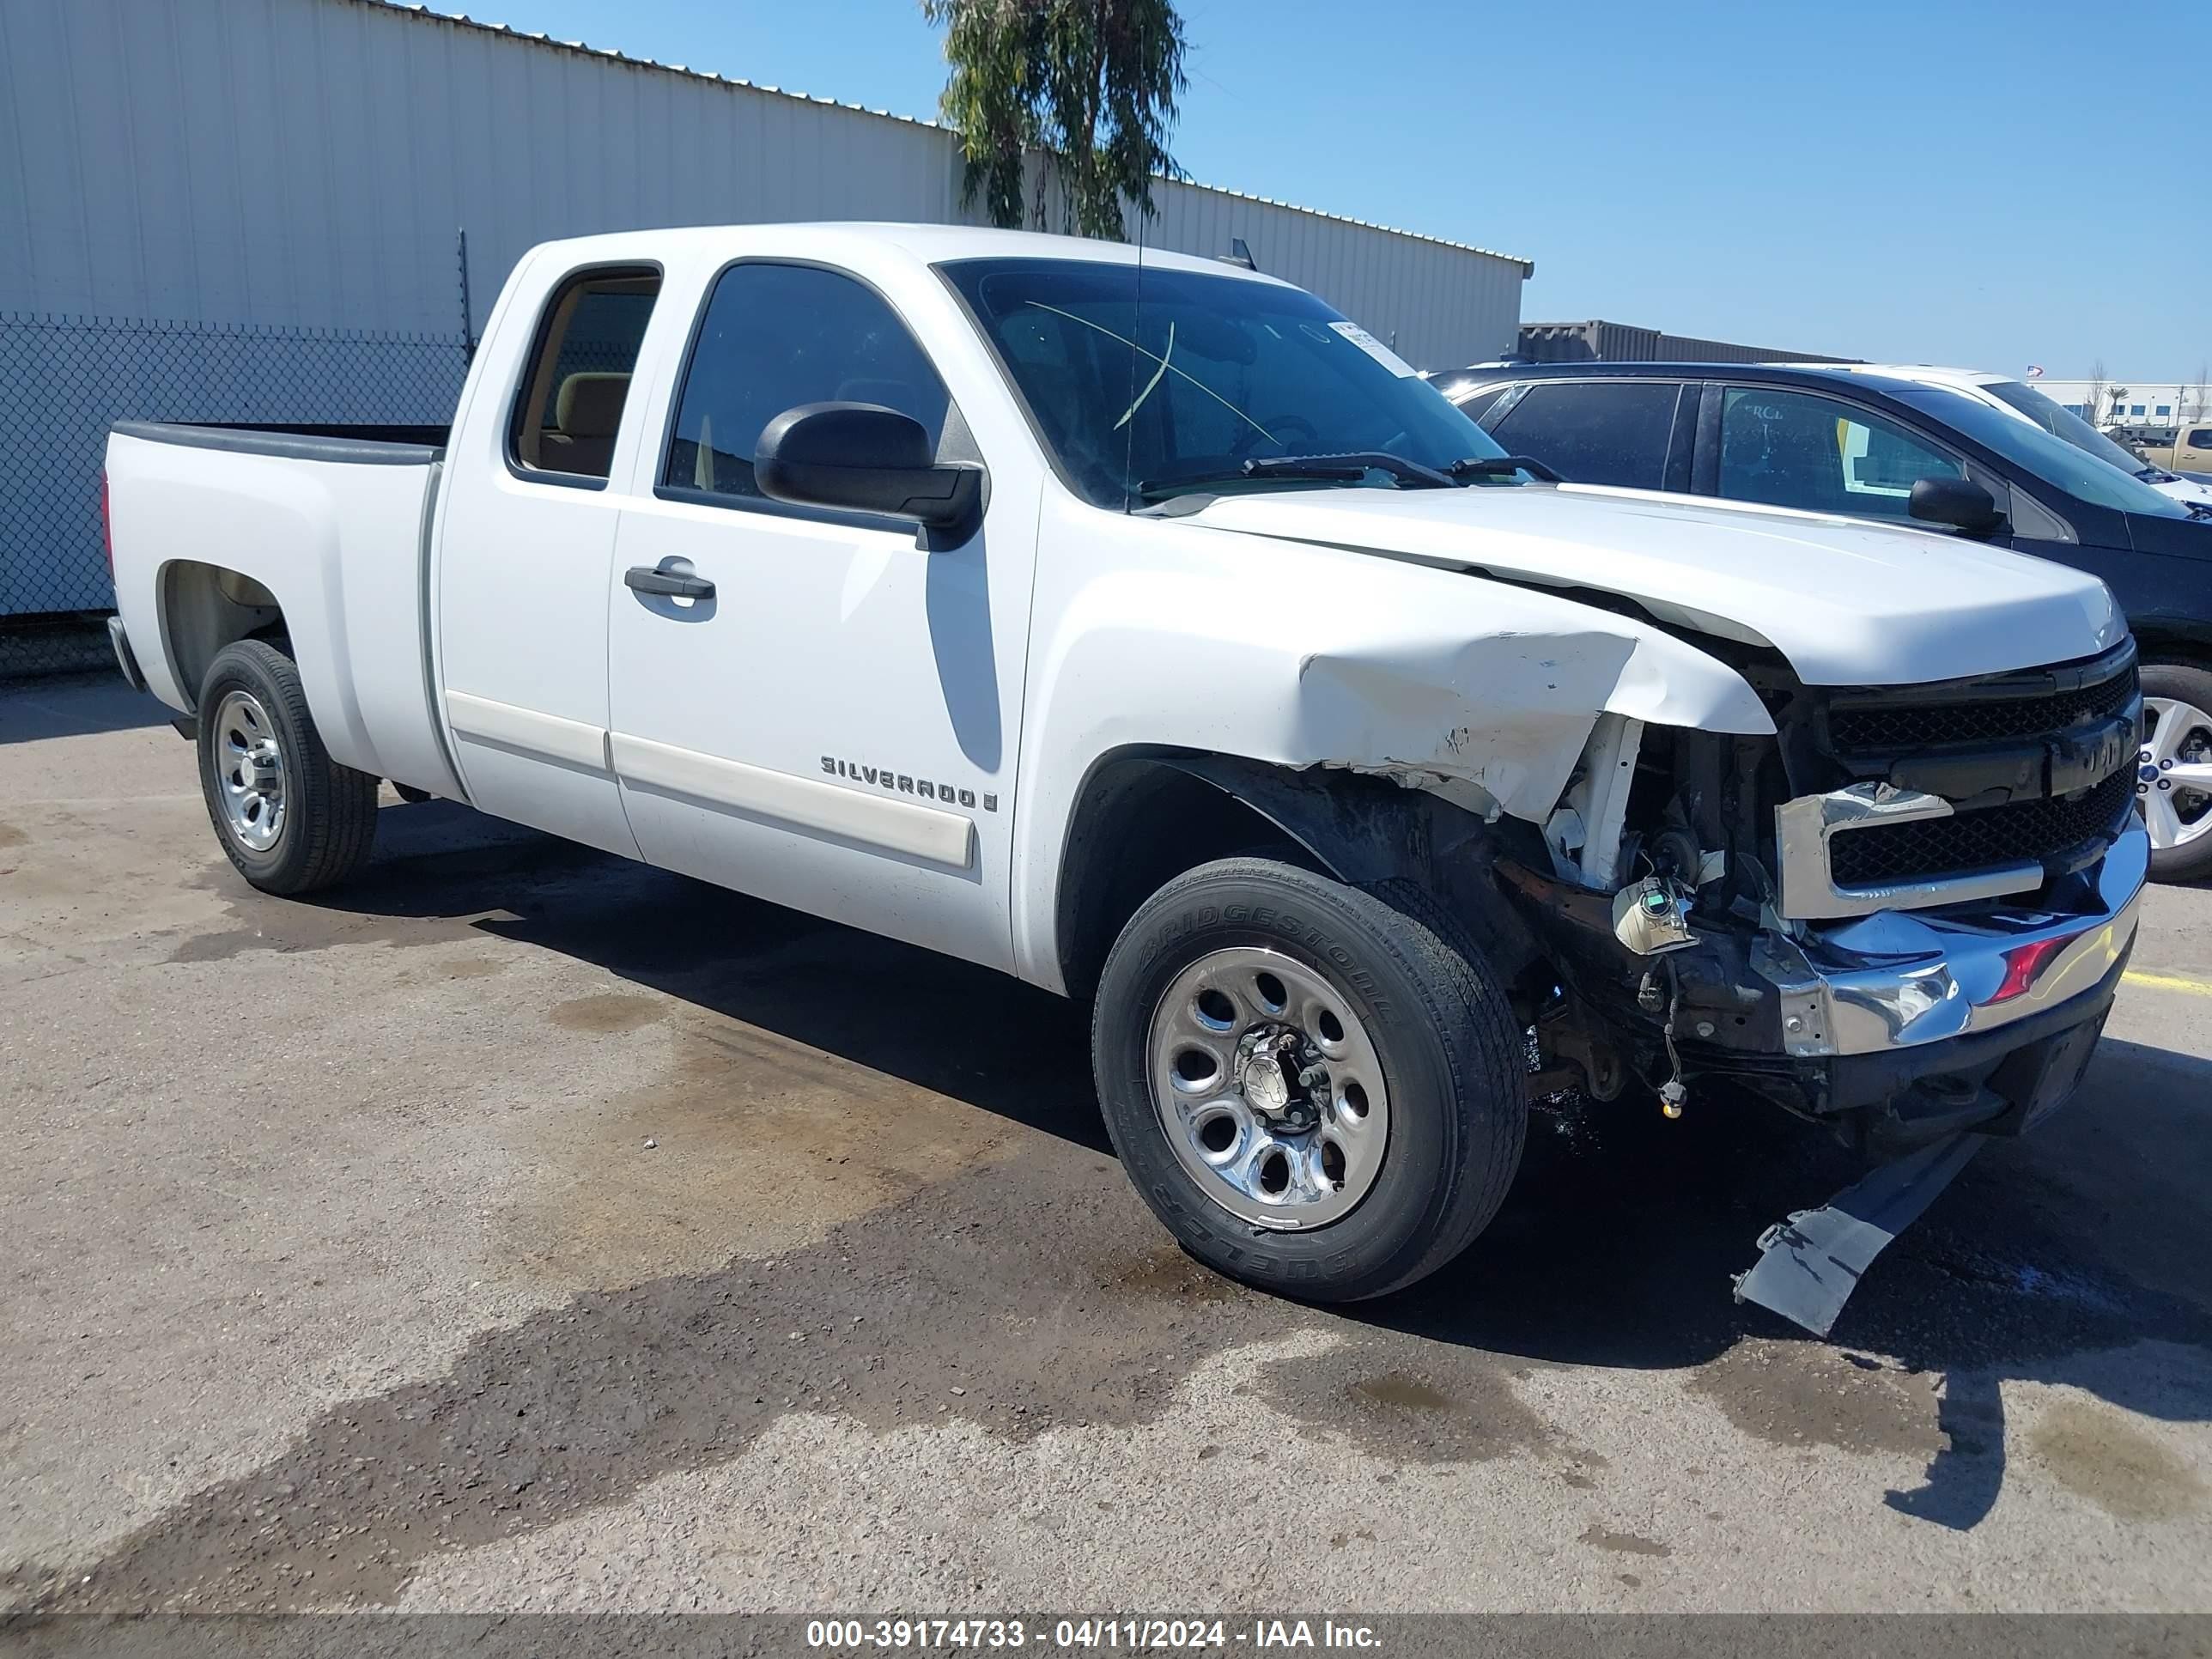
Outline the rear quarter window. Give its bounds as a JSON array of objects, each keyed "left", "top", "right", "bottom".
[
  {"left": 1486, "top": 380, "right": 1680, "bottom": 489},
  {"left": 509, "top": 268, "right": 662, "bottom": 483}
]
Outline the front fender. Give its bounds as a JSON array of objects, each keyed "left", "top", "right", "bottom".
[{"left": 1007, "top": 508, "right": 1773, "bottom": 990}]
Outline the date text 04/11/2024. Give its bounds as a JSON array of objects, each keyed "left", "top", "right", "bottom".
[{"left": 803, "top": 1620, "right": 1382, "bottom": 1649}]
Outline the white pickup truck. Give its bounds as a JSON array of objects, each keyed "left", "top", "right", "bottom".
[{"left": 103, "top": 224, "right": 2149, "bottom": 1334}]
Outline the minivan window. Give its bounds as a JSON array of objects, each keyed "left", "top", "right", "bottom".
[
  {"left": 663, "top": 263, "right": 951, "bottom": 501},
  {"left": 511, "top": 269, "right": 661, "bottom": 481},
  {"left": 1891, "top": 383, "right": 2193, "bottom": 518},
  {"left": 940, "top": 258, "right": 1510, "bottom": 508},
  {"left": 1486, "top": 380, "right": 1679, "bottom": 489},
  {"left": 1717, "top": 387, "right": 1961, "bottom": 520}
]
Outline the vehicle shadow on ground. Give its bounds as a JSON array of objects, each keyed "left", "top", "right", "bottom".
[
  {"left": 308, "top": 799, "right": 1113, "bottom": 1152},
  {"left": 278, "top": 803, "right": 2212, "bottom": 1537},
  {"left": 0, "top": 674, "right": 173, "bottom": 744}
]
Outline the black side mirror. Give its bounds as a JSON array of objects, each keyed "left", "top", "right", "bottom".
[
  {"left": 1909, "top": 476, "right": 2006, "bottom": 537},
  {"left": 755, "top": 402, "right": 984, "bottom": 535}
]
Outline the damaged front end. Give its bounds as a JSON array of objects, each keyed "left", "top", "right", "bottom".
[{"left": 1498, "top": 640, "right": 2149, "bottom": 1335}]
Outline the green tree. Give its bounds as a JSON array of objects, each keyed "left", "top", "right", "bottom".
[{"left": 924, "top": 0, "right": 1188, "bottom": 240}]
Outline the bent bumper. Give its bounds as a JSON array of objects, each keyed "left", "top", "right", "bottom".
[
  {"left": 1503, "top": 823, "right": 2148, "bottom": 1146},
  {"left": 1752, "top": 822, "right": 2148, "bottom": 1060}
]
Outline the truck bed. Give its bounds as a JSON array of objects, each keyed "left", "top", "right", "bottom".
[
  {"left": 104, "top": 421, "right": 465, "bottom": 803},
  {"left": 111, "top": 420, "right": 450, "bottom": 461}
]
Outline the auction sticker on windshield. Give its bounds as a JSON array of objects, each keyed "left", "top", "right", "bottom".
[{"left": 1328, "top": 319, "right": 1418, "bottom": 376}]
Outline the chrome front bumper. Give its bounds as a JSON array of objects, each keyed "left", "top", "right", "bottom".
[{"left": 1752, "top": 823, "right": 2148, "bottom": 1060}]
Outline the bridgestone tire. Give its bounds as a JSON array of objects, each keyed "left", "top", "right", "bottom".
[
  {"left": 196, "top": 640, "right": 378, "bottom": 895},
  {"left": 1091, "top": 858, "right": 1526, "bottom": 1301}
]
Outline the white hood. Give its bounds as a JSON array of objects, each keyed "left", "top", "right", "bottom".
[
  {"left": 1187, "top": 483, "right": 2126, "bottom": 687},
  {"left": 2152, "top": 471, "right": 2212, "bottom": 507}
]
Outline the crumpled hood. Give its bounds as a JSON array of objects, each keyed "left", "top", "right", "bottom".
[{"left": 1188, "top": 483, "right": 2126, "bottom": 686}]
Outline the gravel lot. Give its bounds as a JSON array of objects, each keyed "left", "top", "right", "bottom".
[{"left": 3, "top": 674, "right": 2209, "bottom": 1613}]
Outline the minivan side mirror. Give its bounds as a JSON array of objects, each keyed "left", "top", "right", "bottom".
[
  {"left": 755, "top": 402, "right": 984, "bottom": 536},
  {"left": 1908, "top": 476, "right": 2006, "bottom": 537}
]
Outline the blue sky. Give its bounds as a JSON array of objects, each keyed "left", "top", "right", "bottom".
[{"left": 486, "top": 0, "right": 2206, "bottom": 378}]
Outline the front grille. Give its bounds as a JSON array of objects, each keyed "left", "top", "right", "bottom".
[
  {"left": 1829, "top": 767, "right": 2135, "bottom": 888},
  {"left": 1827, "top": 660, "right": 2138, "bottom": 751}
]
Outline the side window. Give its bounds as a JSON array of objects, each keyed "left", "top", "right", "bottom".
[
  {"left": 2188, "top": 428, "right": 2212, "bottom": 449},
  {"left": 1486, "top": 381, "right": 1679, "bottom": 489},
  {"left": 510, "top": 268, "right": 661, "bottom": 481},
  {"left": 1444, "top": 385, "right": 1510, "bottom": 425},
  {"left": 1717, "top": 387, "right": 1960, "bottom": 520},
  {"left": 663, "top": 264, "right": 951, "bottom": 501}
]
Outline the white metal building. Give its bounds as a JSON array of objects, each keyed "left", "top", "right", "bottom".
[
  {"left": 2021, "top": 379, "right": 2211, "bottom": 428},
  {"left": 0, "top": 0, "right": 1531, "bottom": 624},
  {"left": 0, "top": 0, "right": 1531, "bottom": 358}
]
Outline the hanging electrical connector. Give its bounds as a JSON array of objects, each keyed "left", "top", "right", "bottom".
[{"left": 1657, "top": 957, "right": 1688, "bottom": 1119}]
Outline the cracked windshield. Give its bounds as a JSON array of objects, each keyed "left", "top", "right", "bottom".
[{"left": 941, "top": 257, "right": 1515, "bottom": 508}]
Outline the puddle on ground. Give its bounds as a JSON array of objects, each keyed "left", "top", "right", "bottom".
[
  {"left": 495, "top": 1020, "right": 1024, "bottom": 1285},
  {"left": 2028, "top": 1398, "right": 2208, "bottom": 1522},
  {"left": 5, "top": 1128, "right": 1575, "bottom": 1615},
  {"left": 1687, "top": 1339, "right": 1943, "bottom": 1459},
  {"left": 160, "top": 813, "right": 604, "bottom": 966},
  {"left": 548, "top": 994, "right": 665, "bottom": 1035},
  {"left": 1254, "top": 1342, "right": 1560, "bottom": 1468}
]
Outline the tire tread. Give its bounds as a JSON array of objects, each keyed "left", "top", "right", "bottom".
[
  {"left": 198, "top": 639, "right": 378, "bottom": 895},
  {"left": 1092, "top": 856, "right": 1525, "bottom": 1303}
]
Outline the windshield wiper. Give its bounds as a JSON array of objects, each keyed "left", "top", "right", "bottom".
[
  {"left": 1136, "top": 451, "right": 1453, "bottom": 500},
  {"left": 1245, "top": 451, "right": 1455, "bottom": 488},
  {"left": 1449, "top": 454, "right": 1562, "bottom": 483}
]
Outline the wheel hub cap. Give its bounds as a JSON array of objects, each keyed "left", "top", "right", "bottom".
[
  {"left": 2139, "top": 697, "right": 2212, "bottom": 851},
  {"left": 1146, "top": 945, "right": 1389, "bottom": 1231},
  {"left": 213, "top": 690, "right": 288, "bottom": 853},
  {"left": 1241, "top": 1050, "right": 1291, "bottom": 1115}
]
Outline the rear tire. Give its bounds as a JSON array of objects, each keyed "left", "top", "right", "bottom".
[
  {"left": 2140, "top": 663, "right": 2212, "bottom": 883},
  {"left": 196, "top": 640, "right": 378, "bottom": 895},
  {"left": 1091, "top": 858, "right": 1525, "bottom": 1302}
]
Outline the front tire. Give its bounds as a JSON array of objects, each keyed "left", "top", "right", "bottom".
[
  {"left": 2141, "top": 663, "right": 2212, "bottom": 883},
  {"left": 1091, "top": 858, "right": 1525, "bottom": 1302},
  {"left": 196, "top": 640, "right": 378, "bottom": 895}
]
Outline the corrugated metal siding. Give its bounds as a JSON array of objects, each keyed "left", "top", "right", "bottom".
[
  {"left": 1517, "top": 319, "right": 1857, "bottom": 367},
  {"left": 0, "top": 0, "right": 1528, "bottom": 362}
]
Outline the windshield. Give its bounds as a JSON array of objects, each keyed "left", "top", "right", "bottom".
[
  {"left": 1888, "top": 383, "right": 2192, "bottom": 519},
  {"left": 939, "top": 258, "right": 1511, "bottom": 508},
  {"left": 1983, "top": 379, "right": 2163, "bottom": 477}
]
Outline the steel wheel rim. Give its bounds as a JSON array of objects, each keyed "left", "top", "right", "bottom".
[
  {"left": 213, "top": 690, "right": 288, "bottom": 853},
  {"left": 1146, "top": 945, "right": 1389, "bottom": 1231},
  {"left": 2140, "top": 697, "right": 2212, "bottom": 851}
]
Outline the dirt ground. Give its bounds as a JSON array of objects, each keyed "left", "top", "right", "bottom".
[{"left": 3, "top": 675, "right": 2209, "bottom": 1613}]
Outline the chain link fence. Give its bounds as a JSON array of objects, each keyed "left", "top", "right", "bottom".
[{"left": 1, "top": 313, "right": 469, "bottom": 679}]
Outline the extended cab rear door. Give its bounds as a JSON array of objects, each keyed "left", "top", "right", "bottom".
[
  {"left": 602, "top": 254, "right": 1039, "bottom": 973},
  {"left": 434, "top": 256, "right": 663, "bottom": 859}
]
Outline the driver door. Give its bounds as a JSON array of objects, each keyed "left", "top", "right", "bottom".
[{"left": 604, "top": 260, "right": 1036, "bottom": 972}]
